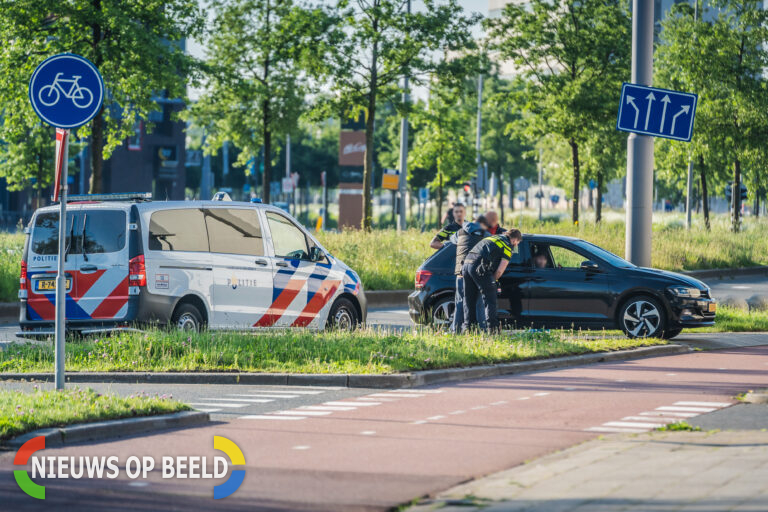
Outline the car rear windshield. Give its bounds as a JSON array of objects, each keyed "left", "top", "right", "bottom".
[{"left": 30, "top": 210, "right": 126, "bottom": 255}]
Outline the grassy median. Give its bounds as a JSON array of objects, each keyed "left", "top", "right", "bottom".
[
  {"left": 0, "top": 386, "right": 189, "bottom": 442},
  {"left": 0, "top": 328, "right": 666, "bottom": 374}
]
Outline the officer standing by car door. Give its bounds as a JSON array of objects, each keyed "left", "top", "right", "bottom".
[
  {"left": 430, "top": 203, "right": 466, "bottom": 250},
  {"left": 450, "top": 215, "right": 490, "bottom": 333},
  {"left": 462, "top": 229, "right": 522, "bottom": 332}
]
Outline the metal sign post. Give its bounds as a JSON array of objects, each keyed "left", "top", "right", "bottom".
[{"left": 29, "top": 53, "right": 104, "bottom": 390}]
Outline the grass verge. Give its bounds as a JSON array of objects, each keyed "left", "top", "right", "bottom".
[
  {"left": 0, "top": 386, "right": 189, "bottom": 442},
  {"left": 689, "top": 306, "right": 768, "bottom": 332},
  {"left": 0, "top": 329, "right": 666, "bottom": 374}
]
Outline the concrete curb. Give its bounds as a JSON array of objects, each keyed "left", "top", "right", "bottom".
[
  {"left": 0, "top": 302, "right": 17, "bottom": 322},
  {"left": 682, "top": 266, "right": 768, "bottom": 280},
  {"left": 0, "top": 344, "right": 690, "bottom": 389},
  {"left": 3, "top": 410, "right": 210, "bottom": 448},
  {"left": 365, "top": 290, "right": 412, "bottom": 308}
]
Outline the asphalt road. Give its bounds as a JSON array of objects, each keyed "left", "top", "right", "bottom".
[{"left": 3, "top": 345, "right": 767, "bottom": 511}]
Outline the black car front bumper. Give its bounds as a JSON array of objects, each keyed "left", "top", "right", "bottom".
[{"left": 666, "top": 294, "right": 717, "bottom": 328}]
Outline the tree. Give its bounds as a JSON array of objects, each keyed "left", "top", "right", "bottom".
[
  {"left": 486, "top": 0, "right": 630, "bottom": 224},
  {"left": 0, "top": 0, "right": 204, "bottom": 193},
  {"left": 185, "top": 0, "right": 337, "bottom": 204},
  {"left": 323, "top": 0, "right": 478, "bottom": 230},
  {"left": 410, "top": 75, "right": 476, "bottom": 225}
]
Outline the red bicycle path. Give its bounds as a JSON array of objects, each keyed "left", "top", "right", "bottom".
[{"left": 3, "top": 345, "right": 768, "bottom": 511}]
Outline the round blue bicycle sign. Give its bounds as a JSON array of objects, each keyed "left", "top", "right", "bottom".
[{"left": 29, "top": 53, "right": 104, "bottom": 129}]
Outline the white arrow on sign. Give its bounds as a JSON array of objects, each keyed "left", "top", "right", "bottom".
[
  {"left": 660, "top": 94, "right": 671, "bottom": 132},
  {"left": 644, "top": 92, "right": 656, "bottom": 130},
  {"left": 626, "top": 95, "right": 640, "bottom": 128},
  {"left": 670, "top": 105, "right": 691, "bottom": 134}
]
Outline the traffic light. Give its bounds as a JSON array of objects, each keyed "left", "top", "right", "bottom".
[{"left": 463, "top": 182, "right": 471, "bottom": 194}]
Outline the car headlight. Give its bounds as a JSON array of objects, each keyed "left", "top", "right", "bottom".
[{"left": 668, "top": 286, "right": 701, "bottom": 298}]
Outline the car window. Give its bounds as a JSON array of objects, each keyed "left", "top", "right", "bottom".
[
  {"left": 148, "top": 209, "right": 208, "bottom": 252},
  {"left": 80, "top": 210, "right": 126, "bottom": 254},
  {"left": 204, "top": 208, "right": 264, "bottom": 256},
  {"left": 266, "top": 211, "right": 309, "bottom": 260},
  {"left": 549, "top": 245, "right": 588, "bottom": 269}
]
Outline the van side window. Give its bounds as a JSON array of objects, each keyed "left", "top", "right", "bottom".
[
  {"left": 204, "top": 208, "right": 264, "bottom": 256},
  {"left": 81, "top": 210, "right": 126, "bottom": 254},
  {"left": 265, "top": 211, "right": 309, "bottom": 260},
  {"left": 148, "top": 209, "right": 208, "bottom": 252}
]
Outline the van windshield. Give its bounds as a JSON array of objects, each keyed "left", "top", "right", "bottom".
[{"left": 30, "top": 210, "right": 126, "bottom": 256}]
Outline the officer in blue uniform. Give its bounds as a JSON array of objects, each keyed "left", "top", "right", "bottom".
[{"left": 461, "top": 229, "right": 522, "bottom": 332}]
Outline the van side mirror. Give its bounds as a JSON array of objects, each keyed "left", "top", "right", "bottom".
[
  {"left": 309, "top": 246, "right": 325, "bottom": 262},
  {"left": 580, "top": 260, "right": 599, "bottom": 272}
]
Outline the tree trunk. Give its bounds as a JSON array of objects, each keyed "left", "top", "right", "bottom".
[
  {"left": 732, "top": 158, "right": 741, "bottom": 232},
  {"left": 437, "top": 171, "right": 444, "bottom": 227},
  {"left": 89, "top": 0, "right": 104, "bottom": 193},
  {"left": 362, "top": 34, "right": 379, "bottom": 231},
  {"left": 36, "top": 152, "right": 43, "bottom": 210},
  {"left": 569, "top": 138, "right": 580, "bottom": 224},
  {"left": 699, "top": 155, "right": 710, "bottom": 231},
  {"left": 262, "top": 101, "right": 272, "bottom": 204},
  {"left": 596, "top": 169, "right": 603, "bottom": 223}
]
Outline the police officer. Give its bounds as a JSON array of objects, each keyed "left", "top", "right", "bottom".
[
  {"left": 450, "top": 215, "right": 490, "bottom": 333},
  {"left": 462, "top": 229, "right": 523, "bottom": 332},
  {"left": 430, "top": 203, "right": 466, "bottom": 250}
]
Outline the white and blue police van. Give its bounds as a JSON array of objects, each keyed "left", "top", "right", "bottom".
[{"left": 18, "top": 193, "right": 366, "bottom": 336}]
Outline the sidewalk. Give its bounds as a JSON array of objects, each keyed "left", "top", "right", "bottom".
[{"left": 408, "top": 428, "right": 768, "bottom": 511}]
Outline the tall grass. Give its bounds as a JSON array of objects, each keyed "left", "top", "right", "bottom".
[{"left": 0, "top": 232, "right": 23, "bottom": 302}]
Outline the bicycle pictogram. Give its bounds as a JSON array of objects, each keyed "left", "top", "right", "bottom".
[{"left": 38, "top": 73, "right": 94, "bottom": 109}]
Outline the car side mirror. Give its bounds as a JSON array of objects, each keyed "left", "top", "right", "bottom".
[
  {"left": 580, "top": 260, "right": 599, "bottom": 272},
  {"left": 309, "top": 246, "right": 325, "bottom": 262}
]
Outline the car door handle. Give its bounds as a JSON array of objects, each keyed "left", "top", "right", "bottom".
[
  {"left": 531, "top": 277, "right": 545, "bottom": 282},
  {"left": 255, "top": 259, "right": 268, "bottom": 266},
  {"left": 275, "top": 261, "right": 288, "bottom": 268},
  {"left": 79, "top": 265, "right": 98, "bottom": 273}
]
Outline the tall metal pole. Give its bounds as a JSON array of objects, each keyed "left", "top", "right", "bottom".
[
  {"left": 625, "top": 0, "right": 654, "bottom": 266},
  {"left": 685, "top": 0, "right": 698, "bottom": 230},
  {"left": 475, "top": 74, "right": 483, "bottom": 219},
  {"left": 538, "top": 148, "right": 543, "bottom": 221},
  {"left": 397, "top": 0, "right": 411, "bottom": 232},
  {"left": 55, "top": 130, "right": 69, "bottom": 390}
]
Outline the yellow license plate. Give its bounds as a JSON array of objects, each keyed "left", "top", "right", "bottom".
[
  {"left": 35, "top": 278, "right": 71, "bottom": 292},
  {"left": 708, "top": 303, "right": 717, "bottom": 313}
]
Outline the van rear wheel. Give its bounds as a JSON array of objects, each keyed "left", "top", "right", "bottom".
[
  {"left": 172, "top": 303, "right": 203, "bottom": 333},
  {"left": 326, "top": 297, "right": 359, "bottom": 331}
]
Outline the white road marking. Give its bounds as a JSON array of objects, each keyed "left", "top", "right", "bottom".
[
  {"left": 275, "top": 410, "right": 331, "bottom": 416},
  {"left": 357, "top": 397, "right": 399, "bottom": 402},
  {"left": 674, "top": 401, "right": 731, "bottom": 408},
  {"left": 616, "top": 379, "right": 627, "bottom": 382},
  {"left": 392, "top": 389, "right": 443, "bottom": 394},
  {"left": 360, "top": 431, "right": 376, "bottom": 435},
  {"left": 411, "top": 420, "right": 428, "bottom": 425},
  {"left": 603, "top": 421, "right": 666, "bottom": 429},
  {"left": 369, "top": 393, "right": 424, "bottom": 398},
  {"left": 189, "top": 403, "right": 248, "bottom": 408},
  {"left": 240, "top": 415, "right": 304, "bottom": 420},
  {"left": 449, "top": 410, "right": 465, "bottom": 415},
  {"left": 324, "top": 401, "right": 381, "bottom": 407},
  {"left": 517, "top": 397, "right": 530, "bottom": 400},
  {"left": 490, "top": 400, "right": 508, "bottom": 405},
  {"left": 656, "top": 406, "right": 717, "bottom": 413},
  {"left": 261, "top": 389, "right": 326, "bottom": 394},
  {"left": 666, "top": 373, "right": 677, "bottom": 376},
  {"left": 640, "top": 411, "right": 698, "bottom": 418},
  {"left": 470, "top": 405, "right": 488, "bottom": 410},
  {"left": 292, "top": 446, "right": 311, "bottom": 450},
  {"left": 622, "top": 416, "right": 674, "bottom": 423},
  {"left": 534, "top": 392, "right": 550, "bottom": 397},
  {"left": 300, "top": 405, "right": 356, "bottom": 411},
  {"left": 192, "top": 408, "right": 222, "bottom": 413},
  {"left": 586, "top": 426, "right": 647, "bottom": 433},
  {"left": 204, "top": 398, "right": 273, "bottom": 403},
  {"left": 427, "top": 415, "right": 446, "bottom": 420},
  {"left": 732, "top": 285, "right": 751, "bottom": 289},
  {"left": 228, "top": 393, "right": 299, "bottom": 399}
]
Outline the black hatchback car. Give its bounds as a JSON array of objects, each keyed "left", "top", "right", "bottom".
[{"left": 408, "top": 234, "right": 716, "bottom": 338}]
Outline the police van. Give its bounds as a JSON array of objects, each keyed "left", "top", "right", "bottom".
[{"left": 18, "top": 193, "right": 366, "bottom": 336}]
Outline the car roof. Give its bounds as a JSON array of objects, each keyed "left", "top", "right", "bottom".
[
  {"left": 32, "top": 200, "right": 283, "bottom": 215},
  {"left": 523, "top": 234, "right": 583, "bottom": 243}
]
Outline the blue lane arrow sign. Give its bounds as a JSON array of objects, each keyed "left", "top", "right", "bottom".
[
  {"left": 616, "top": 83, "right": 697, "bottom": 142},
  {"left": 29, "top": 53, "right": 105, "bottom": 129}
]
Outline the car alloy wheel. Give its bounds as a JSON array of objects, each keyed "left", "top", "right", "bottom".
[
  {"left": 177, "top": 313, "right": 199, "bottom": 332},
  {"left": 334, "top": 307, "right": 354, "bottom": 330},
  {"left": 622, "top": 299, "right": 662, "bottom": 337},
  {"left": 431, "top": 297, "right": 455, "bottom": 327}
]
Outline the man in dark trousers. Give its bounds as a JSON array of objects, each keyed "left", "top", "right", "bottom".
[
  {"left": 430, "top": 203, "right": 466, "bottom": 250},
  {"left": 450, "top": 215, "right": 490, "bottom": 333},
  {"left": 462, "top": 229, "right": 523, "bottom": 332}
]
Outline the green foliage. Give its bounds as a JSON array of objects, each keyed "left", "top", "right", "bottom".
[
  {"left": 0, "top": 328, "right": 666, "bottom": 375},
  {"left": 0, "top": 0, "right": 204, "bottom": 192},
  {"left": 0, "top": 232, "right": 24, "bottom": 303},
  {"left": 486, "top": 0, "right": 630, "bottom": 224},
  {"left": 0, "top": 386, "right": 188, "bottom": 441}
]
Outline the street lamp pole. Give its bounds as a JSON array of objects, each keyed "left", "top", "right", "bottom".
[
  {"left": 625, "top": 0, "right": 654, "bottom": 266},
  {"left": 397, "top": 0, "right": 411, "bottom": 232},
  {"left": 538, "top": 148, "right": 543, "bottom": 221}
]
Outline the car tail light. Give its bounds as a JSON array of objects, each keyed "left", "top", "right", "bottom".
[
  {"left": 415, "top": 269, "right": 432, "bottom": 290},
  {"left": 129, "top": 255, "right": 147, "bottom": 287},
  {"left": 18, "top": 260, "right": 28, "bottom": 298}
]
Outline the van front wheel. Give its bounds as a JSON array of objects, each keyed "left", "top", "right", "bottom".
[
  {"left": 326, "top": 297, "right": 359, "bottom": 331},
  {"left": 172, "top": 303, "right": 203, "bottom": 333}
]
